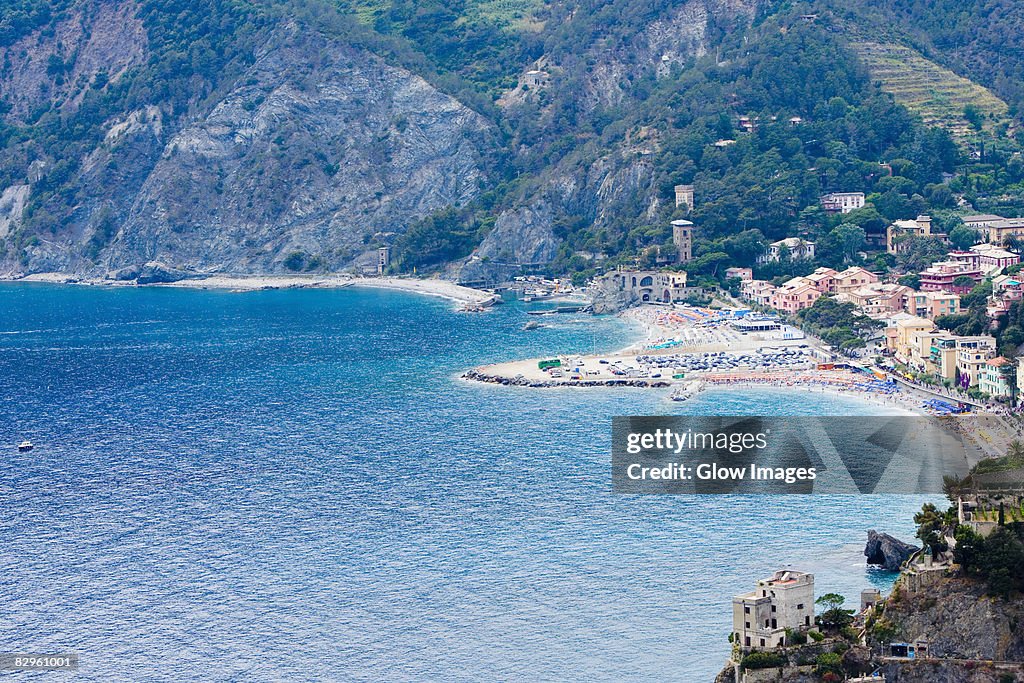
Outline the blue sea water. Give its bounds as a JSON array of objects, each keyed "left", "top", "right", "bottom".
[{"left": 0, "top": 284, "right": 935, "bottom": 681}]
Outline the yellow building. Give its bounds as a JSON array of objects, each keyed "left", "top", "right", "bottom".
[{"left": 893, "top": 316, "right": 935, "bottom": 365}]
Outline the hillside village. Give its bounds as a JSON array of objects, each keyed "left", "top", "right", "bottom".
[{"left": 596, "top": 180, "right": 1024, "bottom": 408}]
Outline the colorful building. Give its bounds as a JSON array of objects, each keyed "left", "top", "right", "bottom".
[
  {"left": 979, "top": 357, "right": 1014, "bottom": 399},
  {"left": 833, "top": 266, "right": 880, "bottom": 294},
  {"left": 956, "top": 337, "right": 997, "bottom": 388},
  {"left": 918, "top": 260, "right": 983, "bottom": 294},
  {"left": 887, "top": 215, "right": 935, "bottom": 254},
  {"left": 905, "top": 290, "right": 961, "bottom": 320},
  {"left": 770, "top": 277, "right": 822, "bottom": 313}
]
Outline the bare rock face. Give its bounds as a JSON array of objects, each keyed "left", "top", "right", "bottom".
[
  {"left": 0, "top": 185, "right": 29, "bottom": 239},
  {"left": 459, "top": 202, "right": 558, "bottom": 283},
  {"left": 578, "top": 0, "right": 759, "bottom": 110},
  {"left": 880, "top": 575, "right": 1024, "bottom": 663},
  {"left": 0, "top": 0, "right": 147, "bottom": 122},
  {"left": 105, "top": 26, "right": 496, "bottom": 273},
  {"left": 456, "top": 150, "right": 661, "bottom": 284},
  {"left": 865, "top": 530, "right": 920, "bottom": 571}
]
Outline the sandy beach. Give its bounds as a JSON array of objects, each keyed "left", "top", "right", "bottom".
[
  {"left": 9, "top": 272, "right": 495, "bottom": 305},
  {"left": 464, "top": 301, "right": 942, "bottom": 416}
]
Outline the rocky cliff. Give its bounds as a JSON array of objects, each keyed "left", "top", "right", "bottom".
[
  {"left": 877, "top": 574, "right": 1024, "bottom": 663},
  {"left": 0, "top": 0, "right": 762, "bottom": 280},
  {"left": 106, "top": 25, "right": 496, "bottom": 274},
  {"left": 0, "top": 4, "right": 497, "bottom": 276},
  {"left": 456, "top": 0, "right": 760, "bottom": 284}
]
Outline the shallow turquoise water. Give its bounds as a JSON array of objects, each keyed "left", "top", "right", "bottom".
[{"left": 0, "top": 284, "right": 933, "bottom": 681}]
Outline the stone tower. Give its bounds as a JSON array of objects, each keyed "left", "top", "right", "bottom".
[
  {"left": 672, "top": 219, "right": 693, "bottom": 263},
  {"left": 674, "top": 184, "right": 694, "bottom": 211}
]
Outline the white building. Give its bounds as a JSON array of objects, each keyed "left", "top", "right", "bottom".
[
  {"left": 821, "top": 192, "right": 865, "bottom": 214},
  {"left": 733, "top": 569, "right": 815, "bottom": 649},
  {"left": 760, "top": 237, "right": 815, "bottom": 263},
  {"left": 674, "top": 184, "right": 694, "bottom": 210}
]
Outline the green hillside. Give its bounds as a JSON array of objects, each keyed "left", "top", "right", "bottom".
[
  {"left": 338, "top": 0, "right": 544, "bottom": 28},
  {"left": 852, "top": 41, "right": 1011, "bottom": 140}
]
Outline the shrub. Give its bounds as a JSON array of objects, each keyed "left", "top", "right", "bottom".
[
  {"left": 740, "top": 651, "right": 786, "bottom": 670},
  {"left": 787, "top": 628, "right": 807, "bottom": 645},
  {"left": 815, "top": 651, "right": 843, "bottom": 675},
  {"left": 808, "top": 630, "right": 825, "bottom": 642}
]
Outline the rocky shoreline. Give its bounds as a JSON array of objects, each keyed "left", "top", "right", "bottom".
[
  {"left": 5, "top": 270, "right": 496, "bottom": 305},
  {"left": 461, "top": 369, "right": 670, "bottom": 388}
]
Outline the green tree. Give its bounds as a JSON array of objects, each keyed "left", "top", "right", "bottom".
[
  {"left": 949, "top": 224, "right": 981, "bottom": 251},
  {"left": 816, "top": 593, "right": 854, "bottom": 630},
  {"left": 914, "top": 502, "right": 949, "bottom": 555}
]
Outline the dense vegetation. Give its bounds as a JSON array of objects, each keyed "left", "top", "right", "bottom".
[
  {"left": 797, "top": 296, "right": 883, "bottom": 352},
  {"left": 819, "top": 0, "right": 1024, "bottom": 115},
  {"left": 918, "top": 443, "right": 1024, "bottom": 598},
  {"left": 6, "top": 0, "right": 1024, "bottom": 276},
  {"left": 0, "top": 0, "right": 74, "bottom": 46}
]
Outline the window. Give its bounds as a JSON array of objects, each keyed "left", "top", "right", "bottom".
[
  {"left": 796, "top": 604, "right": 804, "bottom": 610},
  {"left": 744, "top": 606, "right": 750, "bottom": 614},
  {"left": 771, "top": 605, "right": 776, "bottom": 613}
]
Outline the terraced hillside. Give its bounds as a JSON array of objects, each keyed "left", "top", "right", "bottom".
[
  {"left": 339, "top": 0, "right": 545, "bottom": 29},
  {"left": 852, "top": 41, "right": 1010, "bottom": 139}
]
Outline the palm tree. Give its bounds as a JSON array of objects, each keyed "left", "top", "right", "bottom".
[{"left": 1008, "top": 440, "right": 1024, "bottom": 461}]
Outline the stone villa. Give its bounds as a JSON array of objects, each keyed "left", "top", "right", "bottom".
[{"left": 733, "top": 569, "right": 815, "bottom": 649}]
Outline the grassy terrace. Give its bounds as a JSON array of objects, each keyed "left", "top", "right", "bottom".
[
  {"left": 852, "top": 41, "right": 1011, "bottom": 140},
  {"left": 341, "top": 0, "right": 545, "bottom": 29},
  {"left": 971, "top": 500, "right": 1024, "bottom": 524}
]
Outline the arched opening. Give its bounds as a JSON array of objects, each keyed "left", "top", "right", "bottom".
[
  {"left": 663, "top": 289, "right": 671, "bottom": 302},
  {"left": 639, "top": 276, "right": 653, "bottom": 287}
]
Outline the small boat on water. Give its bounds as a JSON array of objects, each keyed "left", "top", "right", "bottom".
[
  {"left": 522, "top": 321, "right": 541, "bottom": 330},
  {"left": 17, "top": 440, "right": 34, "bottom": 452}
]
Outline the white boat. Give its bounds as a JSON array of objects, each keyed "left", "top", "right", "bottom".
[{"left": 17, "top": 440, "right": 34, "bottom": 452}]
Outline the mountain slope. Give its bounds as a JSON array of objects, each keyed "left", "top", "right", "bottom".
[
  {"left": 1, "top": 0, "right": 1023, "bottom": 280},
  {"left": 0, "top": 0, "right": 498, "bottom": 274},
  {"left": 108, "top": 25, "right": 495, "bottom": 273}
]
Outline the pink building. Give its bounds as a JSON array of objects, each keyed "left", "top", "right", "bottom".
[
  {"left": 919, "top": 261, "right": 983, "bottom": 294},
  {"left": 833, "top": 266, "right": 879, "bottom": 294},
  {"left": 771, "top": 277, "right": 822, "bottom": 313},
  {"left": 805, "top": 267, "right": 839, "bottom": 293},
  {"left": 905, "top": 290, "right": 961, "bottom": 320},
  {"left": 838, "top": 283, "right": 910, "bottom": 316},
  {"left": 725, "top": 267, "right": 754, "bottom": 281}
]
